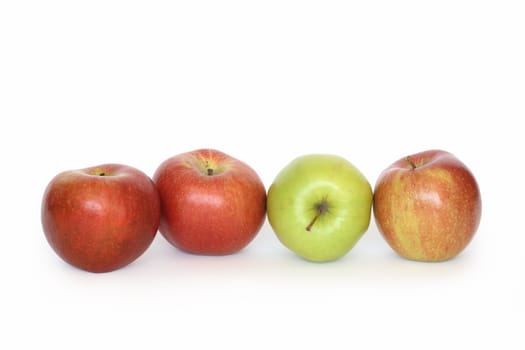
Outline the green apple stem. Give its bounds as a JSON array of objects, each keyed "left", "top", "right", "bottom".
[
  {"left": 306, "top": 201, "right": 329, "bottom": 232},
  {"left": 406, "top": 156, "right": 417, "bottom": 170}
]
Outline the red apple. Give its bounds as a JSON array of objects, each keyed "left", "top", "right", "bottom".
[
  {"left": 41, "top": 164, "right": 160, "bottom": 273},
  {"left": 373, "top": 150, "right": 482, "bottom": 262},
  {"left": 153, "top": 149, "right": 266, "bottom": 255}
]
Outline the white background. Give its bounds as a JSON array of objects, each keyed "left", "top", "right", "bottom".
[{"left": 1, "top": 1, "right": 524, "bottom": 349}]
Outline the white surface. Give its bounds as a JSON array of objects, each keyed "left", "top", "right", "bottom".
[{"left": 1, "top": 1, "right": 524, "bottom": 349}]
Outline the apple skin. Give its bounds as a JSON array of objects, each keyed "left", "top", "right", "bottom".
[
  {"left": 373, "top": 150, "right": 482, "bottom": 262},
  {"left": 41, "top": 164, "right": 160, "bottom": 273},
  {"left": 153, "top": 149, "right": 266, "bottom": 255},
  {"left": 267, "top": 154, "right": 373, "bottom": 262}
]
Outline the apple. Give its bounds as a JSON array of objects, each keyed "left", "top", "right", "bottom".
[
  {"left": 153, "top": 149, "right": 266, "bottom": 255},
  {"left": 373, "top": 150, "right": 482, "bottom": 262},
  {"left": 41, "top": 164, "right": 160, "bottom": 273},
  {"left": 267, "top": 154, "right": 373, "bottom": 262}
]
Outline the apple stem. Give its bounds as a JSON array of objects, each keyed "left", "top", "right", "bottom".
[
  {"left": 406, "top": 156, "right": 417, "bottom": 170},
  {"left": 207, "top": 168, "right": 213, "bottom": 176},
  {"left": 305, "top": 212, "right": 321, "bottom": 232},
  {"left": 305, "top": 201, "right": 329, "bottom": 232},
  {"left": 99, "top": 172, "right": 105, "bottom": 176}
]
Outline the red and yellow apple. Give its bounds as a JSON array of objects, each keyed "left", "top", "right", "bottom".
[
  {"left": 373, "top": 150, "right": 482, "bottom": 262},
  {"left": 153, "top": 149, "right": 266, "bottom": 255},
  {"left": 41, "top": 164, "right": 160, "bottom": 273}
]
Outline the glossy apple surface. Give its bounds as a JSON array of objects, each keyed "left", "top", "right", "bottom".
[
  {"left": 41, "top": 164, "right": 160, "bottom": 273},
  {"left": 153, "top": 149, "right": 266, "bottom": 255},
  {"left": 373, "top": 150, "right": 482, "bottom": 262},
  {"left": 267, "top": 154, "right": 373, "bottom": 262}
]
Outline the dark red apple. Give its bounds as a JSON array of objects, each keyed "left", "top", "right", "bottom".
[
  {"left": 373, "top": 150, "right": 482, "bottom": 262},
  {"left": 153, "top": 149, "right": 266, "bottom": 255},
  {"left": 41, "top": 164, "right": 160, "bottom": 272}
]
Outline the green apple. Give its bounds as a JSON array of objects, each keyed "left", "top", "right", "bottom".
[{"left": 267, "top": 154, "right": 373, "bottom": 262}]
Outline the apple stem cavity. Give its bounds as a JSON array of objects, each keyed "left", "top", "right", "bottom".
[
  {"left": 306, "top": 201, "right": 329, "bottom": 232},
  {"left": 406, "top": 156, "right": 417, "bottom": 170}
]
